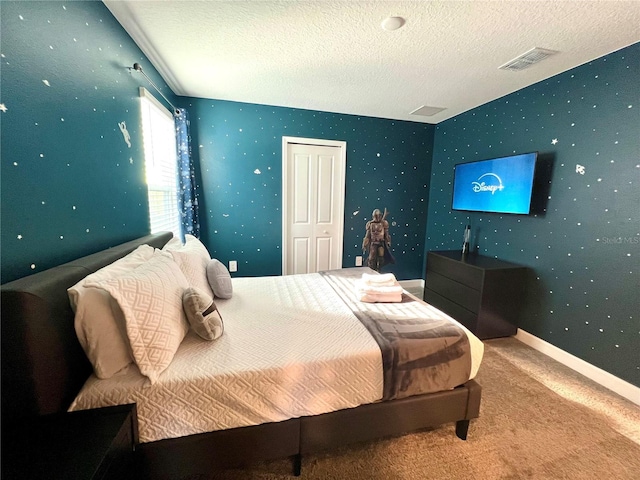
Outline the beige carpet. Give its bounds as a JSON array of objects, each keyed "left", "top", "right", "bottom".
[{"left": 189, "top": 338, "right": 640, "bottom": 480}]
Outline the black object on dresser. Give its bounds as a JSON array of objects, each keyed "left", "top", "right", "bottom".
[
  {"left": 424, "top": 250, "right": 528, "bottom": 339},
  {"left": 2, "top": 404, "right": 138, "bottom": 480}
]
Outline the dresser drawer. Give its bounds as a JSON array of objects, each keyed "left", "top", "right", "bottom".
[
  {"left": 424, "top": 250, "right": 529, "bottom": 339},
  {"left": 424, "top": 288, "right": 478, "bottom": 332},
  {"left": 425, "top": 271, "right": 480, "bottom": 314},
  {"left": 427, "top": 253, "right": 484, "bottom": 289}
]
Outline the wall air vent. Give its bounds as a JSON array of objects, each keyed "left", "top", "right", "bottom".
[{"left": 499, "top": 47, "right": 559, "bottom": 72}]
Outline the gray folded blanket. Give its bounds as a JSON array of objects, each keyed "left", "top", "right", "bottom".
[{"left": 320, "top": 268, "right": 471, "bottom": 400}]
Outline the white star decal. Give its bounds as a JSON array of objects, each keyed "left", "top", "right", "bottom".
[
  {"left": 551, "top": 138, "right": 558, "bottom": 145},
  {"left": 0, "top": 104, "right": 7, "bottom": 112}
]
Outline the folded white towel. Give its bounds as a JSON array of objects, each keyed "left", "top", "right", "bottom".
[
  {"left": 358, "top": 291, "right": 403, "bottom": 303},
  {"left": 355, "top": 277, "right": 403, "bottom": 303},
  {"left": 355, "top": 280, "right": 403, "bottom": 295},
  {"left": 361, "top": 272, "right": 397, "bottom": 286}
]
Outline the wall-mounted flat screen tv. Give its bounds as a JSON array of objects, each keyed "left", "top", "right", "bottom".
[{"left": 451, "top": 152, "right": 538, "bottom": 215}]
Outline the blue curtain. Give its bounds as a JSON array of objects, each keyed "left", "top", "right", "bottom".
[{"left": 174, "top": 108, "right": 200, "bottom": 241}]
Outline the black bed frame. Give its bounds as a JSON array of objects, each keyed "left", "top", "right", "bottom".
[{"left": 1, "top": 232, "right": 482, "bottom": 479}]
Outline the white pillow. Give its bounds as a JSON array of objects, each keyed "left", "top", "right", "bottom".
[
  {"left": 162, "top": 235, "right": 213, "bottom": 297},
  {"left": 161, "top": 235, "right": 183, "bottom": 251},
  {"left": 161, "top": 234, "right": 210, "bottom": 259},
  {"left": 68, "top": 244, "right": 155, "bottom": 379},
  {"left": 85, "top": 252, "right": 190, "bottom": 383}
]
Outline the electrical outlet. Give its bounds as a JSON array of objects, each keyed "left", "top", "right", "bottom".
[
  {"left": 229, "top": 260, "right": 238, "bottom": 272},
  {"left": 355, "top": 256, "right": 363, "bottom": 267}
]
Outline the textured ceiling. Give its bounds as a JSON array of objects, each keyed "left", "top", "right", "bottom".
[{"left": 104, "top": 0, "right": 640, "bottom": 124}]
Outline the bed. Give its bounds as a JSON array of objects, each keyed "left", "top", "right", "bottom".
[{"left": 1, "top": 232, "right": 483, "bottom": 479}]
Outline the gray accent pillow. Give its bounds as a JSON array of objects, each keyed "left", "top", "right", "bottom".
[
  {"left": 206, "top": 259, "right": 233, "bottom": 299},
  {"left": 182, "top": 287, "right": 224, "bottom": 341}
]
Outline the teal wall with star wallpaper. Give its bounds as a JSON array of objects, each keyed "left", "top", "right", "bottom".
[
  {"left": 182, "top": 98, "right": 434, "bottom": 280},
  {"left": 427, "top": 43, "right": 639, "bottom": 386},
  {"left": 1, "top": 1, "right": 178, "bottom": 283},
  {"left": 1, "top": 2, "right": 433, "bottom": 284},
  {"left": 1, "top": 0, "right": 637, "bottom": 387}
]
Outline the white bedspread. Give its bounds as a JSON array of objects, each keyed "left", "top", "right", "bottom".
[
  {"left": 70, "top": 273, "right": 384, "bottom": 443},
  {"left": 70, "top": 271, "right": 484, "bottom": 444}
]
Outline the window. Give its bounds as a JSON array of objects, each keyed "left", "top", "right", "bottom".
[{"left": 139, "top": 87, "right": 181, "bottom": 237}]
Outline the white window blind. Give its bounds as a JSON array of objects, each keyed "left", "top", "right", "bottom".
[{"left": 139, "top": 87, "right": 181, "bottom": 237}]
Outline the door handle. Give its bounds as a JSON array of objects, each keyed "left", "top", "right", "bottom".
[{"left": 323, "top": 230, "right": 329, "bottom": 234}]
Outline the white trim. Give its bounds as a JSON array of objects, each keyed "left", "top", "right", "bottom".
[
  {"left": 282, "top": 137, "right": 347, "bottom": 275},
  {"left": 283, "top": 136, "right": 347, "bottom": 149},
  {"left": 399, "top": 279, "right": 425, "bottom": 290},
  {"left": 139, "top": 87, "right": 172, "bottom": 119},
  {"left": 515, "top": 329, "right": 640, "bottom": 406},
  {"left": 104, "top": 1, "right": 186, "bottom": 95}
]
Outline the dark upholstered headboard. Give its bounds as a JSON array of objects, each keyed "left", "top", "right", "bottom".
[{"left": 1, "top": 232, "right": 173, "bottom": 421}]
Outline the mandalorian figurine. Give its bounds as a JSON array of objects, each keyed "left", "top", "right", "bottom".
[{"left": 362, "top": 208, "right": 395, "bottom": 271}]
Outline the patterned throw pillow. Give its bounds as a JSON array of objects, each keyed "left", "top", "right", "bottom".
[{"left": 182, "top": 287, "right": 224, "bottom": 341}]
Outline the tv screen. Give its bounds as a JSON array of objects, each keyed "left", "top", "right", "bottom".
[{"left": 452, "top": 152, "right": 537, "bottom": 214}]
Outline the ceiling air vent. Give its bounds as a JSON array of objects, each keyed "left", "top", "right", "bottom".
[
  {"left": 410, "top": 105, "right": 446, "bottom": 117},
  {"left": 499, "top": 47, "right": 559, "bottom": 72}
]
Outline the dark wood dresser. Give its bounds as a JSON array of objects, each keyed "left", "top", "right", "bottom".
[
  {"left": 2, "top": 404, "right": 138, "bottom": 480},
  {"left": 424, "top": 250, "right": 528, "bottom": 339}
]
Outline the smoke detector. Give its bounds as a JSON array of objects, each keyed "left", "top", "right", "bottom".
[
  {"left": 499, "top": 47, "right": 559, "bottom": 72},
  {"left": 381, "top": 16, "right": 405, "bottom": 31}
]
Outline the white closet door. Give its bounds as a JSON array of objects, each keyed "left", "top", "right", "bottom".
[{"left": 283, "top": 138, "right": 346, "bottom": 275}]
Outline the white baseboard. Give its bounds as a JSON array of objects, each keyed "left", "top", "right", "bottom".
[
  {"left": 399, "top": 279, "right": 425, "bottom": 290},
  {"left": 515, "top": 329, "right": 640, "bottom": 406}
]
